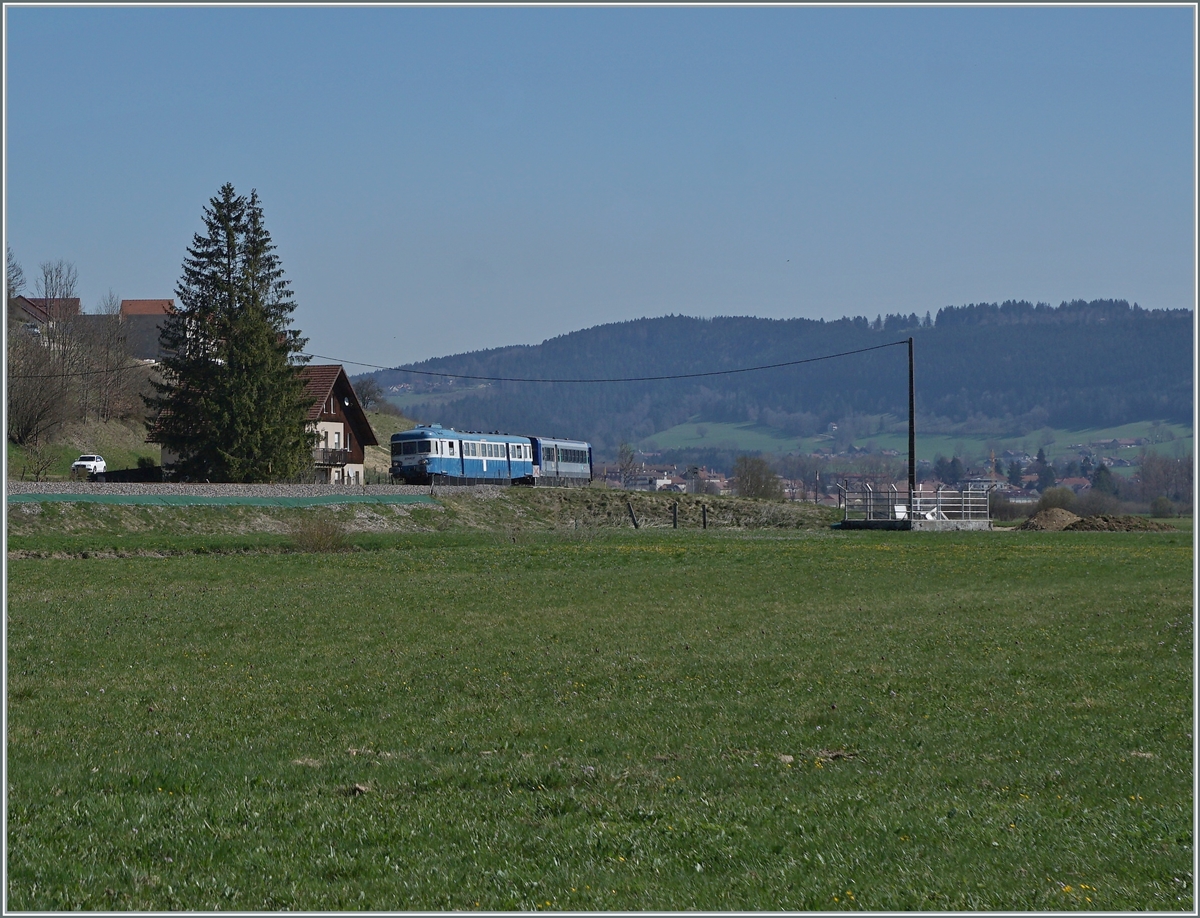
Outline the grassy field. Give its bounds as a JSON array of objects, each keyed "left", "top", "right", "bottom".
[
  {"left": 640, "top": 419, "right": 1194, "bottom": 466},
  {"left": 5, "top": 509, "right": 1193, "bottom": 910}
]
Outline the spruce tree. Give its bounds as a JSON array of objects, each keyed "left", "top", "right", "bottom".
[{"left": 147, "top": 184, "right": 313, "bottom": 482}]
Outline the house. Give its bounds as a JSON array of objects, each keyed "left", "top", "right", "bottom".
[
  {"left": 298, "top": 364, "right": 379, "bottom": 484},
  {"left": 7, "top": 295, "right": 80, "bottom": 333},
  {"left": 120, "top": 299, "right": 175, "bottom": 360},
  {"left": 8, "top": 295, "right": 51, "bottom": 329},
  {"left": 1057, "top": 476, "right": 1092, "bottom": 494}
]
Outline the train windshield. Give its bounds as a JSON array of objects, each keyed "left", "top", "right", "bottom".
[{"left": 392, "top": 440, "right": 431, "bottom": 457}]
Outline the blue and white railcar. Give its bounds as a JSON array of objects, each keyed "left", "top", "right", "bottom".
[
  {"left": 531, "top": 437, "right": 592, "bottom": 487},
  {"left": 391, "top": 425, "right": 534, "bottom": 485}
]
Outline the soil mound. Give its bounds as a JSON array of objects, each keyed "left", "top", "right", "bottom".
[
  {"left": 1064, "top": 514, "right": 1176, "bottom": 532},
  {"left": 1019, "top": 508, "right": 1080, "bottom": 531}
]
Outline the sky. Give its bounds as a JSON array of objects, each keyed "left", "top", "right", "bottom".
[{"left": 4, "top": 5, "right": 1196, "bottom": 369}]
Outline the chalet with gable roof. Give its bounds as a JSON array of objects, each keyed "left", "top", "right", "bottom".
[{"left": 299, "top": 364, "right": 379, "bottom": 484}]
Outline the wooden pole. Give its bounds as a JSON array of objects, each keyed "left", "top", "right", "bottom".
[
  {"left": 672, "top": 501, "right": 678, "bottom": 529},
  {"left": 908, "top": 336, "right": 916, "bottom": 522},
  {"left": 627, "top": 501, "right": 639, "bottom": 529},
  {"left": 701, "top": 504, "right": 708, "bottom": 530}
]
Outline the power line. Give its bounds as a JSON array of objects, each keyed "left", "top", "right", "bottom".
[
  {"left": 8, "top": 362, "right": 155, "bottom": 381},
  {"left": 300, "top": 339, "right": 910, "bottom": 383}
]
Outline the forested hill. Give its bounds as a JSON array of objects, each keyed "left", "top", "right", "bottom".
[{"left": 364, "top": 300, "right": 1192, "bottom": 452}]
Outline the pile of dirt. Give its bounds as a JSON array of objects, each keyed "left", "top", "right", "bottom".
[
  {"left": 1063, "top": 514, "right": 1177, "bottom": 532},
  {"left": 1019, "top": 508, "right": 1080, "bottom": 531}
]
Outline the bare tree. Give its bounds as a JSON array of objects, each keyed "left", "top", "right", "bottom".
[
  {"left": 6, "top": 245, "right": 25, "bottom": 301},
  {"left": 82, "top": 290, "right": 138, "bottom": 421},
  {"left": 34, "top": 260, "right": 83, "bottom": 417},
  {"left": 355, "top": 376, "right": 383, "bottom": 409},
  {"left": 618, "top": 442, "right": 637, "bottom": 487},
  {"left": 7, "top": 329, "right": 66, "bottom": 445},
  {"left": 734, "top": 455, "right": 784, "bottom": 500}
]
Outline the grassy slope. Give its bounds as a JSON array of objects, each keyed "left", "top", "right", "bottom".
[
  {"left": 6, "top": 418, "right": 162, "bottom": 481},
  {"left": 361, "top": 409, "right": 417, "bottom": 474},
  {"left": 5, "top": 520, "right": 1192, "bottom": 910},
  {"left": 5, "top": 489, "right": 839, "bottom": 557},
  {"left": 641, "top": 419, "right": 1194, "bottom": 465}
]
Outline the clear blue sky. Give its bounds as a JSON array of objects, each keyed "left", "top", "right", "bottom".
[{"left": 4, "top": 5, "right": 1195, "bottom": 368}]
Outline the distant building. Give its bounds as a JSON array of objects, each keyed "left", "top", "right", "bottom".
[{"left": 120, "top": 299, "right": 175, "bottom": 360}]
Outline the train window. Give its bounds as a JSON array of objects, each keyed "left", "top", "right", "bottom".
[
  {"left": 449, "top": 441, "right": 455, "bottom": 455},
  {"left": 418, "top": 441, "right": 431, "bottom": 453}
]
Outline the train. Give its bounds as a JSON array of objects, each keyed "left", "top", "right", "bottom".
[{"left": 390, "top": 424, "right": 592, "bottom": 487}]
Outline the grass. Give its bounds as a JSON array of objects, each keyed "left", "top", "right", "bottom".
[
  {"left": 5, "top": 489, "right": 837, "bottom": 558},
  {"left": 6, "top": 418, "right": 161, "bottom": 481},
  {"left": 640, "top": 418, "right": 1194, "bottom": 466},
  {"left": 5, "top": 517, "right": 1193, "bottom": 910}
]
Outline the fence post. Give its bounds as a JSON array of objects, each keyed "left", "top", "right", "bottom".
[
  {"left": 701, "top": 504, "right": 708, "bottom": 530},
  {"left": 627, "top": 501, "right": 639, "bottom": 529},
  {"left": 673, "top": 501, "right": 678, "bottom": 529}
]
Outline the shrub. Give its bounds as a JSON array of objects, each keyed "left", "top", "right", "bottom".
[
  {"left": 1037, "top": 487, "right": 1077, "bottom": 513},
  {"left": 1149, "top": 495, "right": 1176, "bottom": 518},
  {"left": 1075, "top": 489, "right": 1122, "bottom": 517},
  {"left": 289, "top": 511, "right": 348, "bottom": 553}
]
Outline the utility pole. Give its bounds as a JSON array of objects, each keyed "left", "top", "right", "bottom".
[{"left": 908, "top": 336, "right": 916, "bottom": 522}]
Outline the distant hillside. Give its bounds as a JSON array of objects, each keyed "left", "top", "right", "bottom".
[{"left": 361, "top": 300, "right": 1192, "bottom": 453}]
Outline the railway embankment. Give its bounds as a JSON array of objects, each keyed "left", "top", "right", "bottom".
[{"left": 7, "top": 482, "right": 840, "bottom": 548}]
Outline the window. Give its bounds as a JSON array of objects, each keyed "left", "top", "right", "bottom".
[
  {"left": 449, "top": 441, "right": 455, "bottom": 455},
  {"left": 418, "top": 440, "right": 431, "bottom": 453},
  {"left": 333, "top": 431, "right": 341, "bottom": 449}
]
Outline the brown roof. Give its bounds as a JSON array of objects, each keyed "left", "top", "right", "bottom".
[
  {"left": 120, "top": 299, "right": 175, "bottom": 316},
  {"left": 298, "top": 364, "right": 378, "bottom": 446},
  {"left": 8, "top": 296, "right": 51, "bottom": 324},
  {"left": 25, "top": 297, "right": 80, "bottom": 316},
  {"left": 298, "top": 365, "right": 344, "bottom": 421}
]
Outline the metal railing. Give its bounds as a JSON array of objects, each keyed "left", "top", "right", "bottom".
[
  {"left": 312, "top": 447, "right": 349, "bottom": 467},
  {"left": 838, "top": 482, "right": 993, "bottom": 522}
]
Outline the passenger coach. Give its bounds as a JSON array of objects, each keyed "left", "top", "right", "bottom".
[
  {"left": 390, "top": 425, "right": 592, "bottom": 487},
  {"left": 529, "top": 437, "right": 592, "bottom": 488}
]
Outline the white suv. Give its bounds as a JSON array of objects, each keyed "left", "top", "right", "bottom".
[{"left": 71, "top": 455, "right": 107, "bottom": 477}]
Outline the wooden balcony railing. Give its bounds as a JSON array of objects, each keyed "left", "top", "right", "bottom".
[{"left": 313, "top": 447, "right": 350, "bottom": 467}]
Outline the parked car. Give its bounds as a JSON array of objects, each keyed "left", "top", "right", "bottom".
[{"left": 71, "top": 455, "right": 106, "bottom": 477}]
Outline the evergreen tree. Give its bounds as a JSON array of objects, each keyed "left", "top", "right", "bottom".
[
  {"left": 147, "top": 184, "right": 312, "bottom": 481},
  {"left": 1007, "top": 460, "right": 1024, "bottom": 488}
]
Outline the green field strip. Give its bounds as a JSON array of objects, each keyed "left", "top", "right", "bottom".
[{"left": 6, "top": 493, "right": 439, "bottom": 508}]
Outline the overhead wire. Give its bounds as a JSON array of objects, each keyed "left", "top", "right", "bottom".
[
  {"left": 299, "top": 339, "right": 910, "bottom": 384},
  {"left": 7, "top": 339, "right": 910, "bottom": 383}
]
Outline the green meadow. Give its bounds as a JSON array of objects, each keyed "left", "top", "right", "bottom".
[
  {"left": 640, "top": 419, "right": 1194, "bottom": 465},
  {"left": 5, "top": 518, "right": 1193, "bottom": 910}
]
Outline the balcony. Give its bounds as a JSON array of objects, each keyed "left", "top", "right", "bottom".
[{"left": 312, "top": 447, "right": 349, "bottom": 467}]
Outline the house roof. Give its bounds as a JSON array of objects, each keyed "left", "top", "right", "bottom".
[
  {"left": 121, "top": 298, "right": 174, "bottom": 316},
  {"left": 24, "top": 296, "right": 80, "bottom": 317},
  {"left": 8, "top": 295, "right": 51, "bottom": 324},
  {"left": 298, "top": 364, "right": 379, "bottom": 446}
]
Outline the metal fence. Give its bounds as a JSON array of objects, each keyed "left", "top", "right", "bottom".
[{"left": 837, "top": 483, "right": 993, "bottom": 522}]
